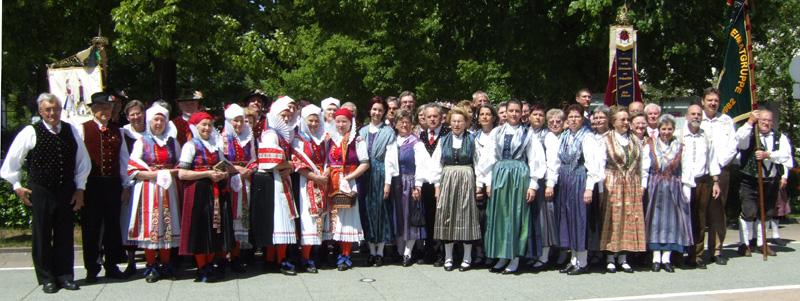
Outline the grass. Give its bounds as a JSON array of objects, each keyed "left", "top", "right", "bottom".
[{"left": 0, "top": 227, "right": 83, "bottom": 248}]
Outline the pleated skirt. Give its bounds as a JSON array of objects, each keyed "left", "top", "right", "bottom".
[{"left": 434, "top": 165, "right": 481, "bottom": 241}]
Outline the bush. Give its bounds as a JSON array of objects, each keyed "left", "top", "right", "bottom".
[{"left": 0, "top": 182, "right": 32, "bottom": 228}]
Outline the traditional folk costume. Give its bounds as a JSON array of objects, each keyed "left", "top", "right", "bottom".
[
  {"left": 324, "top": 108, "right": 368, "bottom": 270},
  {"left": 641, "top": 136, "right": 693, "bottom": 271},
  {"left": 120, "top": 123, "right": 144, "bottom": 249},
  {"left": 415, "top": 124, "right": 450, "bottom": 263},
  {"left": 387, "top": 134, "right": 426, "bottom": 264},
  {"left": 177, "top": 112, "right": 235, "bottom": 282},
  {"left": 471, "top": 129, "right": 493, "bottom": 264},
  {"left": 292, "top": 105, "right": 329, "bottom": 271},
  {"left": 250, "top": 97, "right": 300, "bottom": 274},
  {"left": 433, "top": 131, "right": 482, "bottom": 270},
  {"left": 598, "top": 131, "right": 646, "bottom": 271},
  {"left": 126, "top": 105, "right": 182, "bottom": 281},
  {"left": 358, "top": 121, "right": 396, "bottom": 262},
  {"left": 480, "top": 123, "right": 546, "bottom": 273},
  {"left": 585, "top": 129, "right": 608, "bottom": 253},
  {"left": 549, "top": 126, "right": 599, "bottom": 273},
  {"left": 529, "top": 127, "right": 558, "bottom": 266},
  {"left": 1, "top": 118, "right": 91, "bottom": 288},
  {"left": 220, "top": 104, "right": 257, "bottom": 269}
]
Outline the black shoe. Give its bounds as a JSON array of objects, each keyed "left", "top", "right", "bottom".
[
  {"left": 402, "top": 255, "right": 413, "bottom": 267},
  {"left": 755, "top": 246, "right": 777, "bottom": 256},
  {"left": 772, "top": 238, "right": 788, "bottom": 247},
  {"left": 105, "top": 266, "right": 128, "bottom": 279},
  {"left": 42, "top": 282, "right": 59, "bottom": 294},
  {"left": 621, "top": 263, "right": 634, "bottom": 273},
  {"left": 606, "top": 263, "right": 617, "bottom": 273},
  {"left": 713, "top": 255, "right": 728, "bottom": 265},
  {"left": 145, "top": 266, "right": 160, "bottom": 283},
  {"left": 374, "top": 256, "right": 384, "bottom": 267},
  {"left": 194, "top": 266, "right": 212, "bottom": 283},
  {"left": 559, "top": 264, "right": 575, "bottom": 274},
  {"left": 501, "top": 268, "right": 518, "bottom": 275},
  {"left": 567, "top": 266, "right": 588, "bottom": 275},
  {"left": 458, "top": 262, "right": 472, "bottom": 272},
  {"left": 662, "top": 263, "right": 675, "bottom": 273},
  {"left": 159, "top": 264, "right": 176, "bottom": 280},
  {"left": 123, "top": 264, "right": 137, "bottom": 277},
  {"left": 280, "top": 261, "right": 297, "bottom": 276},
  {"left": 433, "top": 257, "right": 444, "bottom": 267},
  {"left": 60, "top": 280, "right": 80, "bottom": 290},
  {"left": 230, "top": 258, "right": 246, "bottom": 273},
  {"left": 738, "top": 244, "right": 752, "bottom": 257},
  {"left": 304, "top": 260, "right": 318, "bottom": 273},
  {"left": 444, "top": 262, "right": 455, "bottom": 272},
  {"left": 651, "top": 263, "right": 660, "bottom": 272},
  {"left": 696, "top": 260, "right": 707, "bottom": 269},
  {"left": 85, "top": 273, "right": 99, "bottom": 284},
  {"left": 530, "top": 260, "right": 550, "bottom": 273},
  {"left": 337, "top": 263, "right": 349, "bottom": 271}
]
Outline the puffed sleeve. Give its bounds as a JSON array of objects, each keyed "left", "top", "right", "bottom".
[
  {"left": 526, "top": 135, "right": 546, "bottom": 190},
  {"left": 257, "top": 131, "right": 284, "bottom": 171},
  {"left": 414, "top": 141, "right": 428, "bottom": 187},
  {"left": 719, "top": 117, "right": 738, "bottom": 167},
  {"left": 119, "top": 130, "right": 132, "bottom": 187},
  {"left": 71, "top": 123, "right": 91, "bottom": 190},
  {"left": 178, "top": 141, "right": 197, "bottom": 169},
  {"left": 356, "top": 138, "right": 369, "bottom": 163},
  {"left": 544, "top": 132, "right": 560, "bottom": 188},
  {"left": 0, "top": 125, "right": 36, "bottom": 190},
  {"left": 384, "top": 140, "right": 399, "bottom": 185},
  {"left": 430, "top": 141, "right": 443, "bottom": 187},
  {"left": 735, "top": 122, "right": 754, "bottom": 150},
  {"left": 476, "top": 128, "right": 499, "bottom": 187},
  {"left": 126, "top": 139, "right": 147, "bottom": 182},
  {"left": 473, "top": 138, "right": 484, "bottom": 189},
  {"left": 641, "top": 143, "right": 651, "bottom": 189},
  {"left": 584, "top": 135, "right": 606, "bottom": 191}
]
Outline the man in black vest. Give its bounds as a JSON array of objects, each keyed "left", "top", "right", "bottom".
[
  {"left": 78, "top": 92, "right": 128, "bottom": 282},
  {"left": 1, "top": 93, "right": 91, "bottom": 293},
  {"left": 735, "top": 109, "right": 792, "bottom": 256}
]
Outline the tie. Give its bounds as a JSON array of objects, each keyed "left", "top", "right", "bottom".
[{"left": 429, "top": 129, "right": 435, "bottom": 145}]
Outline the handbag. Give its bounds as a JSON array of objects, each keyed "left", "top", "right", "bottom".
[{"left": 409, "top": 200, "right": 426, "bottom": 227}]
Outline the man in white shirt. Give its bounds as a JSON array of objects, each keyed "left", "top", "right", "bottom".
[
  {"left": 644, "top": 103, "right": 661, "bottom": 139},
  {"left": 0, "top": 93, "right": 90, "bottom": 293}
]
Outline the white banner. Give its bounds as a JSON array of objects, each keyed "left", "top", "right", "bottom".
[{"left": 47, "top": 66, "right": 103, "bottom": 121}]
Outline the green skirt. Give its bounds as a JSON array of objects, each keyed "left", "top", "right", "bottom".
[{"left": 485, "top": 160, "right": 531, "bottom": 259}]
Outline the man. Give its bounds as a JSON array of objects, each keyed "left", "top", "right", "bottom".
[
  {"left": 399, "top": 90, "right": 416, "bottom": 112},
  {"left": 471, "top": 91, "right": 490, "bottom": 130},
  {"left": 173, "top": 90, "right": 203, "bottom": 146},
  {"left": 413, "top": 104, "right": 450, "bottom": 266},
  {"left": 697, "top": 88, "right": 738, "bottom": 265},
  {"left": 683, "top": 104, "right": 722, "bottom": 269},
  {"left": 244, "top": 89, "right": 271, "bottom": 139},
  {"left": 734, "top": 109, "right": 792, "bottom": 256},
  {"left": 497, "top": 101, "right": 508, "bottom": 126},
  {"left": 78, "top": 92, "right": 129, "bottom": 282},
  {"left": 575, "top": 88, "right": 592, "bottom": 126},
  {"left": 629, "top": 101, "right": 644, "bottom": 116},
  {"left": 644, "top": 103, "right": 661, "bottom": 139},
  {"left": 385, "top": 96, "right": 399, "bottom": 126},
  {"left": 1, "top": 93, "right": 90, "bottom": 293},
  {"left": 521, "top": 100, "right": 531, "bottom": 126},
  {"left": 321, "top": 97, "right": 340, "bottom": 133}
]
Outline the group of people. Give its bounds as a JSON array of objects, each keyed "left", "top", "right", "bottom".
[{"left": 0, "top": 87, "right": 794, "bottom": 294}]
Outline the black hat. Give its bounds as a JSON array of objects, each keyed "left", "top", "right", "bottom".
[
  {"left": 89, "top": 92, "right": 117, "bottom": 106},
  {"left": 242, "top": 89, "right": 270, "bottom": 104},
  {"left": 176, "top": 89, "right": 204, "bottom": 102}
]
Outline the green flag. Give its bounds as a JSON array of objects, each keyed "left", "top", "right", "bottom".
[{"left": 718, "top": 0, "right": 755, "bottom": 122}]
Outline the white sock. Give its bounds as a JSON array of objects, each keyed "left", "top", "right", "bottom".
[
  {"left": 462, "top": 244, "right": 472, "bottom": 264},
  {"left": 652, "top": 251, "right": 662, "bottom": 263},
  {"left": 770, "top": 219, "right": 781, "bottom": 239},
  {"left": 505, "top": 257, "right": 520, "bottom": 271},
  {"left": 661, "top": 251, "right": 671, "bottom": 264},
  {"left": 539, "top": 247, "right": 550, "bottom": 263},
  {"left": 404, "top": 240, "right": 415, "bottom": 257},
  {"left": 570, "top": 254, "right": 578, "bottom": 266},
  {"left": 756, "top": 220, "right": 765, "bottom": 247},
  {"left": 739, "top": 217, "right": 750, "bottom": 244},
  {"left": 576, "top": 251, "right": 588, "bottom": 268},
  {"left": 493, "top": 258, "right": 509, "bottom": 269},
  {"left": 368, "top": 243, "right": 377, "bottom": 256},
  {"left": 444, "top": 243, "right": 454, "bottom": 262},
  {"left": 376, "top": 242, "right": 385, "bottom": 257}
]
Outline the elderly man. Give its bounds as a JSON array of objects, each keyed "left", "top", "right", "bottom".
[
  {"left": 644, "top": 103, "right": 661, "bottom": 139},
  {"left": 386, "top": 96, "right": 399, "bottom": 126},
  {"left": 628, "top": 101, "right": 644, "bottom": 116},
  {"left": 399, "top": 90, "right": 417, "bottom": 112},
  {"left": 1, "top": 93, "right": 90, "bottom": 293},
  {"left": 734, "top": 109, "right": 792, "bottom": 256}
]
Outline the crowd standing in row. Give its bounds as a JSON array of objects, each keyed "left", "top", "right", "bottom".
[{"left": 0, "top": 87, "right": 794, "bottom": 293}]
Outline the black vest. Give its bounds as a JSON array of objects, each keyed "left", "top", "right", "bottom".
[
  {"left": 739, "top": 128, "right": 782, "bottom": 178},
  {"left": 27, "top": 121, "right": 78, "bottom": 189}
]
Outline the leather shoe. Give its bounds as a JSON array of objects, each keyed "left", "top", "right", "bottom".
[
  {"left": 605, "top": 263, "right": 617, "bottom": 273},
  {"left": 738, "top": 244, "right": 752, "bottom": 257},
  {"left": 755, "top": 246, "right": 777, "bottom": 256},
  {"left": 402, "top": 255, "right": 413, "bottom": 267},
  {"left": 772, "top": 238, "right": 788, "bottom": 247},
  {"left": 621, "top": 264, "right": 634, "bottom": 273},
  {"left": 662, "top": 263, "right": 675, "bottom": 273},
  {"left": 713, "top": 255, "right": 728, "bottom": 265},
  {"left": 530, "top": 260, "right": 550, "bottom": 273},
  {"left": 567, "top": 266, "right": 587, "bottom": 275},
  {"left": 696, "top": 260, "right": 707, "bottom": 269},
  {"left": 651, "top": 263, "right": 660, "bottom": 272},
  {"left": 501, "top": 268, "right": 518, "bottom": 275},
  {"left": 433, "top": 257, "right": 444, "bottom": 267},
  {"left": 373, "top": 256, "right": 384, "bottom": 267},
  {"left": 85, "top": 273, "right": 99, "bottom": 284},
  {"left": 558, "top": 264, "right": 575, "bottom": 274},
  {"left": 458, "top": 262, "right": 472, "bottom": 272},
  {"left": 60, "top": 280, "right": 80, "bottom": 290},
  {"left": 42, "top": 282, "right": 59, "bottom": 294},
  {"left": 105, "top": 266, "right": 128, "bottom": 279},
  {"left": 280, "top": 262, "right": 297, "bottom": 276}
]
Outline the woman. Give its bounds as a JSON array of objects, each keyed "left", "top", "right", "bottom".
[
  {"left": 250, "top": 97, "right": 300, "bottom": 276},
  {"left": 548, "top": 105, "right": 597, "bottom": 275},
  {"left": 531, "top": 108, "right": 564, "bottom": 271},
  {"left": 598, "top": 106, "right": 646, "bottom": 273},
  {"left": 357, "top": 96, "right": 396, "bottom": 266},
  {"left": 414, "top": 104, "right": 428, "bottom": 136},
  {"left": 220, "top": 104, "right": 256, "bottom": 272},
  {"left": 386, "top": 109, "right": 426, "bottom": 267},
  {"left": 479, "top": 100, "right": 546, "bottom": 274},
  {"left": 126, "top": 104, "right": 181, "bottom": 282},
  {"left": 432, "top": 107, "right": 481, "bottom": 271},
  {"left": 631, "top": 112, "right": 650, "bottom": 147},
  {"left": 586, "top": 105, "right": 611, "bottom": 259},
  {"left": 641, "top": 115, "right": 692, "bottom": 273},
  {"left": 120, "top": 100, "right": 146, "bottom": 276},
  {"left": 177, "top": 112, "right": 234, "bottom": 283},
  {"left": 472, "top": 104, "right": 497, "bottom": 266},
  {"left": 324, "top": 108, "right": 369, "bottom": 271},
  {"left": 293, "top": 104, "right": 329, "bottom": 273}
]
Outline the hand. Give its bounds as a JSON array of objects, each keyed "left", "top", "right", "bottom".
[
  {"left": 383, "top": 183, "right": 391, "bottom": 200},
  {"left": 312, "top": 173, "right": 328, "bottom": 186},
  {"left": 412, "top": 187, "right": 421, "bottom": 201},
  {"left": 14, "top": 187, "right": 32, "bottom": 206},
  {"left": 712, "top": 182, "right": 721, "bottom": 199},
  {"left": 475, "top": 187, "right": 485, "bottom": 201},
  {"left": 210, "top": 171, "right": 227, "bottom": 182},
  {"left": 526, "top": 188, "right": 536, "bottom": 203},
  {"left": 121, "top": 188, "right": 131, "bottom": 205},
  {"left": 278, "top": 167, "right": 292, "bottom": 178},
  {"left": 544, "top": 187, "right": 554, "bottom": 200},
  {"left": 71, "top": 190, "right": 84, "bottom": 211},
  {"left": 755, "top": 150, "right": 770, "bottom": 161},
  {"left": 781, "top": 178, "right": 788, "bottom": 189},
  {"left": 486, "top": 185, "right": 492, "bottom": 198},
  {"left": 583, "top": 189, "right": 593, "bottom": 204},
  {"left": 748, "top": 110, "right": 759, "bottom": 125},
  {"left": 435, "top": 186, "right": 441, "bottom": 200}
]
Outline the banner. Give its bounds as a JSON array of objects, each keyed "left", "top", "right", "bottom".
[
  {"left": 717, "top": 0, "right": 755, "bottom": 122},
  {"left": 47, "top": 66, "right": 103, "bottom": 120},
  {"left": 604, "top": 25, "right": 643, "bottom": 107}
]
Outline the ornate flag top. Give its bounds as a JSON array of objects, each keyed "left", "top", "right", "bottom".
[
  {"left": 604, "top": 6, "right": 643, "bottom": 107},
  {"left": 717, "top": 0, "right": 756, "bottom": 122}
]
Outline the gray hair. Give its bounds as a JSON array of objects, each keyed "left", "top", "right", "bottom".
[
  {"left": 592, "top": 104, "right": 611, "bottom": 116},
  {"left": 644, "top": 103, "right": 662, "bottom": 114},
  {"left": 546, "top": 108, "right": 565, "bottom": 121},
  {"left": 36, "top": 93, "right": 61, "bottom": 107},
  {"left": 386, "top": 96, "right": 399, "bottom": 105},
  {"left": 123, "top": 99, "right": 146, "bottom": 115},
  {"left": 399, "top": 90, "right": 416, "bottom": 101},
  {"left": 472, "top": 90, "right": 488, "bottom": 101},
  {"left": 152, "top": 99, "right": 172, "bottom": 113},
  {"left": 425, "top": 103, "right": 442, "bottom": 115},
  {"left": 657, "top": 114, "right": 676, "bottom": 128}
]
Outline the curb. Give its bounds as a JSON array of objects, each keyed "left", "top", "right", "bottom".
[{"left": 0, "top": 246, "right": 82, "bottom": 254}]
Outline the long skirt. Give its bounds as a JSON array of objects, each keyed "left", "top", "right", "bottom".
[
  {"left": 231, "top": 178, "right": 251, "bottom": 246},
  {"left": 363, "top": 160, "right": 395, "bottom": 243},
  {"left": 323, "top": 167, "right": 364, "bottom": 243},
  {"left": 179, "top": 178, "right": 234, "bottom": 255},
  {"left": 557, "top": 165, "right": 588, "bottom": 252},
  {"left": 646, "top": 174, "right": 692, "bottom": 253},
  {"left": 297, "top": 175, "right": 324, "bottom": 245},
  {"left": 586, "top": 183, "right": 603, "bottom": 251},
  {"left": 485, "top": 160, "right": 530, "bottom": 259},
  {"left": 249, "top": 171, "right": 297, "bottom": 246},
  {"left": 434, "top": 166, "right": 481, "bottom": 241},
  {"left": 392, "top": 174, "right": 426, "bottom": 241},
  {"left": 600, "top": 170, "right": 646, "bottom": 252},
  {"left": 128, "top": 180, "right": 181, "bottom": 249},
  {"left": 120, "top": 188, "right": 136, "bottom": 247},
  {"left": 529, "top": 178, "right": 557, "bottom": 258}
]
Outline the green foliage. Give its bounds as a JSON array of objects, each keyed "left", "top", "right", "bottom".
[{"left": 0, "top": 183, "right": 32, "bottom": 228}]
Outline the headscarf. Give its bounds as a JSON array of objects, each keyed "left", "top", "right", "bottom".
[
  {"left": 320, "top": 97, "right": 341, "bottom": 111},
  {"left": 266, "top": 96, "right": 298, "bottom": 143},
  {"left": 223, "top": 103, "right": 252, "bottom": 146},
  {"left": 330, "top": 108, "right": 357, "bottom": 146},
  {"left": 144, "top": 104, "right": 177, "bottom": 146},
  {"left": 188, "top": 111, "right": 220, "bottom": 150},
  {"left": 299, "top": 104, "right": 325, "bottom": 145}
]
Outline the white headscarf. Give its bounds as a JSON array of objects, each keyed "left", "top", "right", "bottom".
[
  {"left": 265, "top": 96, "right": 298, "bottom": 143},
  {"left": 299, "top": 104, "right": 325, "bottom": 145},
  {"left": 144, "top": 104, "right": 177, "bottom": 146},
  {"left": 223, "top": 104, "right": 252, "bottom": 146},
  {"left": 320, "top": 97, "right": 340, "bottom": 110}
]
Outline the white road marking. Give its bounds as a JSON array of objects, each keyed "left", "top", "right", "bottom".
[{"left": 576, "top": 284, "right": 800, "bottom": 301}]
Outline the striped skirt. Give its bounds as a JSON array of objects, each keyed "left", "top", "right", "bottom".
[
  {"left": 600, "top": 170, "right": 646, "bottom": 252},
  {"left": 434, "top": 165, "right": 481, "bottom": 241},
  {"left": 645, "top": 173, "right": 692, "bottom": 252}
]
